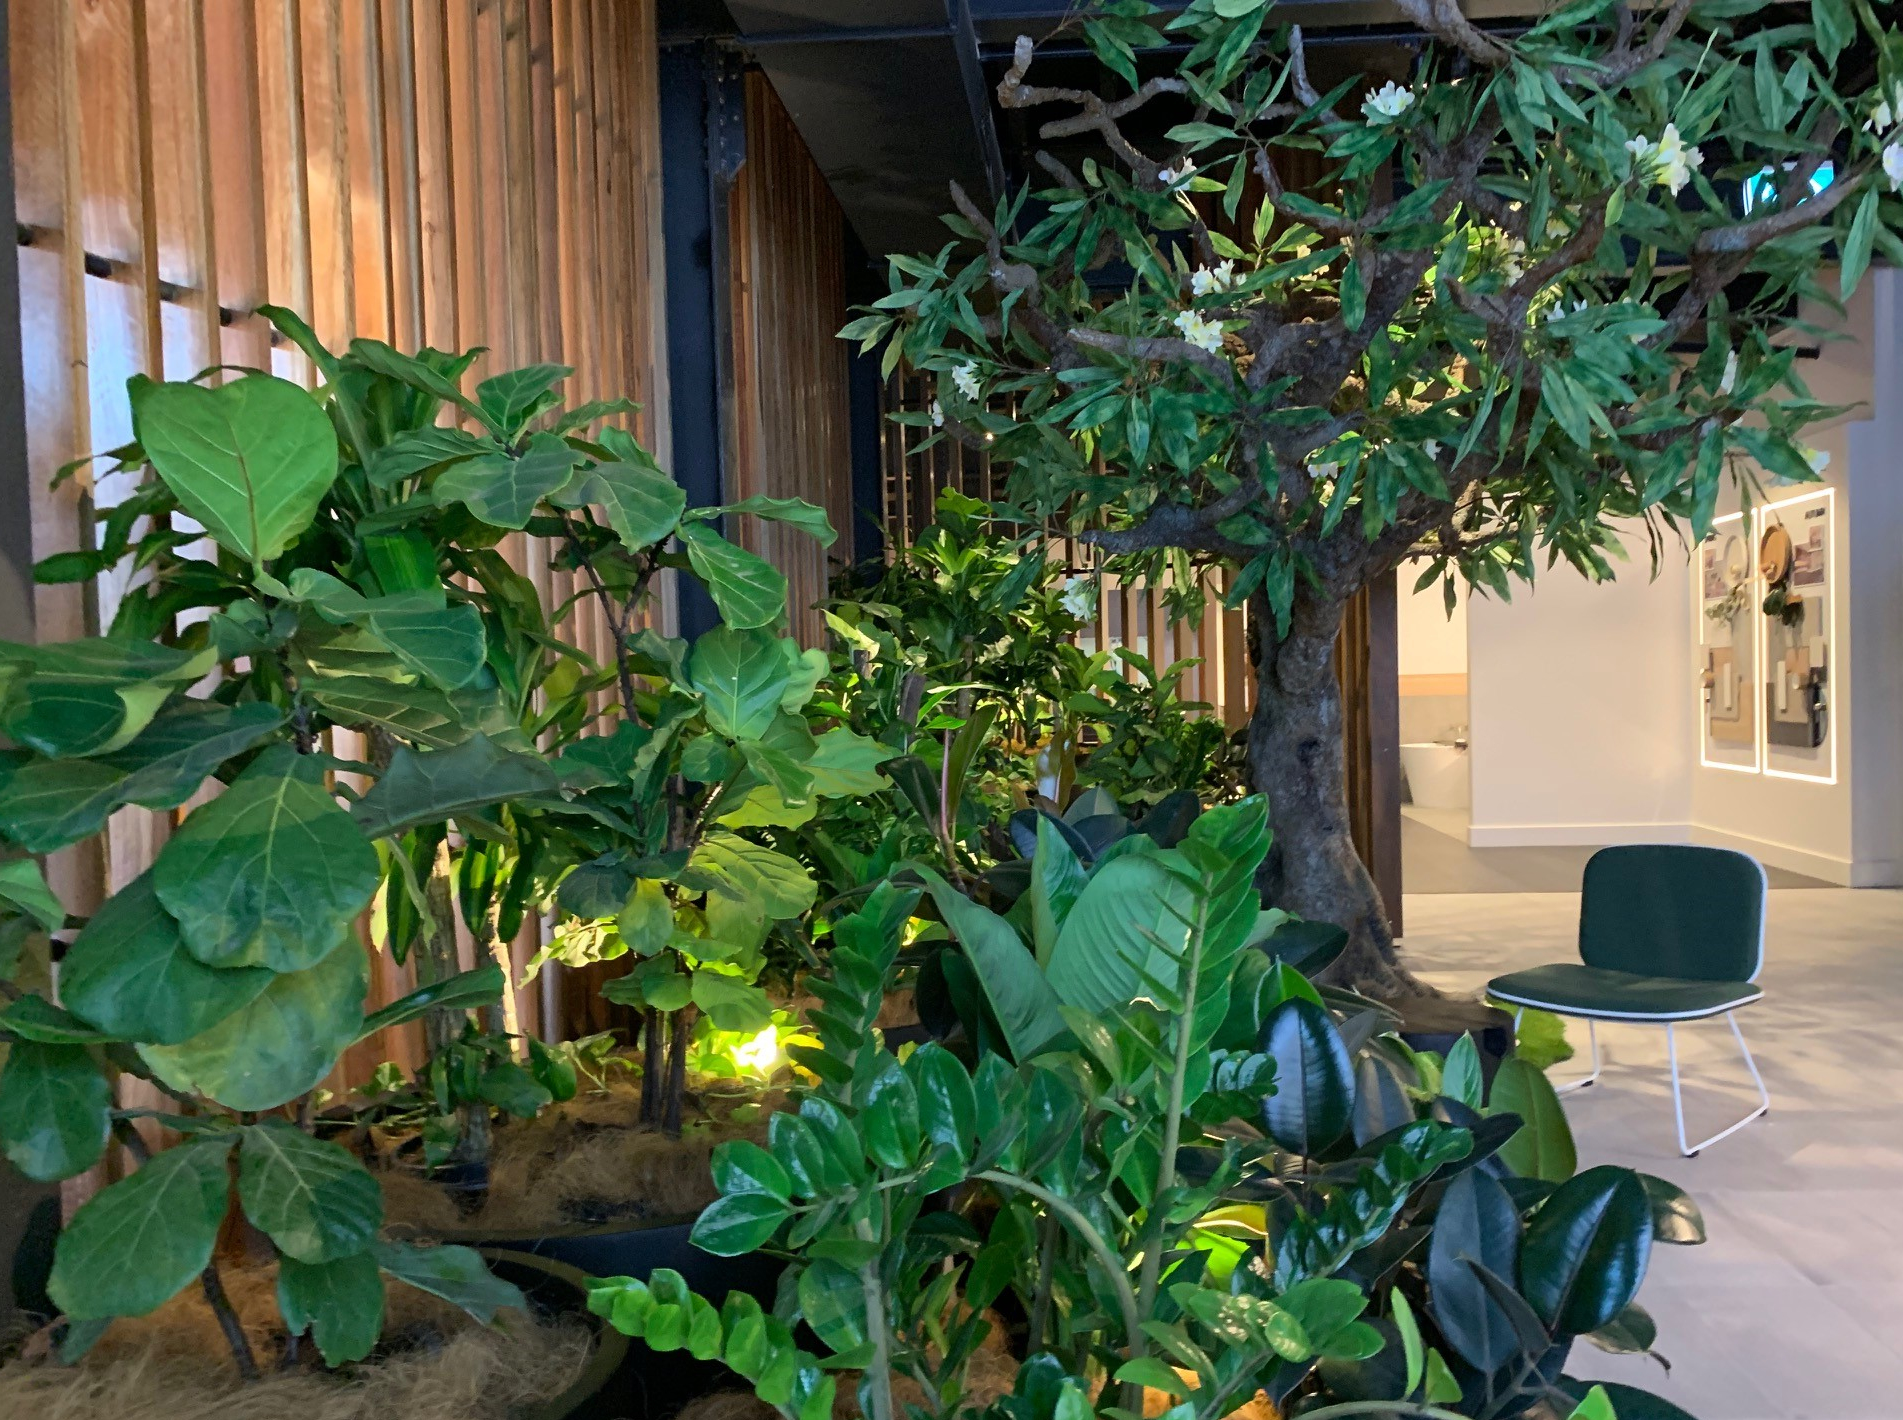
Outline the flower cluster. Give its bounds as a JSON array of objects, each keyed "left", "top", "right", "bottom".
[
  {"left": 1057, "top": 577, "right": 1097, "bottom": 622},
  {"left": 1174, "top": 309, "right": 1227, "bottom": 354},
  {"left": 952, "top": 361, "right": 982, "bottom": 400},
  {"left": 1625, "top": 123, "right": 1704, "bottom": 197},
  {"left": 1191, "top": 259, "right": 1238, "bottom": 297},
  {"left": 1362, "top": 81, "right": 1415, "bottom": 124}
]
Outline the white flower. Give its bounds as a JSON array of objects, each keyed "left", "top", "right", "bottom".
[
  {"left": 1718, "top": 350, "right": 1739, "bottom": 396},
  {"left": 1423, "top": 440, "right": 1442, "bottom": 460},
  {"left": 1058, "top": 578, "right": 1096, "bottom": 621},
  {"left": 1803, "top": 446, "right": 1830, "bottom": 475},
  {"left": 1158, "top": 160, "right": 1197, "bottom": 188},
  {"left": 1625, "top": 123, "right": 1704, "bottom": 197},
  {"left": 1864, "top": 83, "right": 1903, "bottom": 134},
  {"left": 952, "top": 361, "right": 982, "bottom": 400},
  {"left": 1191, "top": 259, "right": 1238, "bottom": 297},
  {"left": 1503, "top": 237, "right": 1527, "bottom": 283},
  {"left": 1886, "top": 142, "right": 1903, "bottom": 193},
  {"left": 1307, "top": 459, "right": 1341, "bottom": 480},
  {"left": 1174, "top": 309, "right": 1227, "bottom": 353},
  {"left": 930, "top": 399, "right": 945, "bottom": 428},
  {"left": 1362, "top": 81, "right": 1415, "bottom": 124}
]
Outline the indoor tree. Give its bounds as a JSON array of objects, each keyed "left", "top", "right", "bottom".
[{"left": 850, "top": 0, "right": 1903, "bottom": 992}]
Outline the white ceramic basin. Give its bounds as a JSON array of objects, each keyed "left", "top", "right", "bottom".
[{"left": 1401, "top": 741, "right": 1469, "bottom": 809}]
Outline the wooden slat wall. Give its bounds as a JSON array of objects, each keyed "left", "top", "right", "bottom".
[
  {"left": 10, "top": 0, "right": 672, "bottom": 1074},
  {"left": 728, "top": 70, "right": 854, "bottom": 645}
]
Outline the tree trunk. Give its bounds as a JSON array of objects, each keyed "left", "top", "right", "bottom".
[{"left": 1248, "top": 592, "right": 1429, "bottom": 999}]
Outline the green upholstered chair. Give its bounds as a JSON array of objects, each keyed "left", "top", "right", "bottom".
[{"left": 1486, "top": 844, "right": 1770, "bottom": 1156}]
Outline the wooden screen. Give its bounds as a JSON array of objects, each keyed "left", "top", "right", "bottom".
[
  {"left": 9, "top": 0, "right": 670, "bottom": 1068},
  {"left": 728, "top": 70, "right": 854, "bottom": 645}
]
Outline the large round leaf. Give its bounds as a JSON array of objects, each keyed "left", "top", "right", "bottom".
[
  {"left": 679, "top": 523, "right": 789, "bottom": 630},
  {"left": 432, "top": 432, "right": 579, "bottom": 529},
  {"left": 138, "top": 933, "right": 367, "bottom": 1111},
  {"left": 132, "top": 372, "right": 337, "bottom": 565},
  {"left": 60, "top": 873, "right": 274, "bottom": 1045},
  {"left": 688, "top": 626, "right": 792, "bottom": 741},
  {"left": 580, "top": 458, "right": 687, "bottom": 550},
  {"left": 349, "top": 732, "right": 562, "bottom": 839},
  {"left": 238, "top": 1119, "right": 384, "bottom": 1262},
  {"left": 1045, "top": 843, "right": 1194, "bottom": 1013},
  {"left": 279, "top": 1252, "right": 384, "bottom": 1365},
  {"left": 1519, "top": 1165, "right": 1654, "bottom": 1335},
  {"left": 152, "top": 748, "right": 380, "bottom": 972},
  {"left": 1488, "top": 1056, "right": 1577, "bottom": 1183},
  {"left": 688, "top": 833, "right": 817, "bottom": 921},
  {"left": 48, "top": 1135, "right": 235, "bottom": 1319},
  {"left": 1258, "top": 997, "right": 1354, "bottom": 1156},
  {"left": 0, "top": 1042, "right": 111, "bottom": 1181},
  {"left": 1428, "top": 1169, "right": 1525, "bottom": 1372}
]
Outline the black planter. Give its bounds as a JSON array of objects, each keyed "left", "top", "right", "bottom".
[
  {"left": 466, "top": 1219, "right": 785, "bottom": 1420},
  {"left": 480, "top": 1250, "right": 633, "bottom": 1420}
]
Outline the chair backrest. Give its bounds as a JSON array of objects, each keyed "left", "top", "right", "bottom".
[{"left": 1578, "top": 844, "right": 1767, "bottom": 983}]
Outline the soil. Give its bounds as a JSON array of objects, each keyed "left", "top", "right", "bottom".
[
  {"left": 376, "top": 1078, "right": 783, "bottom": 1236},
  {"left": 0, "top": 1259, "right": 592, "bottom": 1420}
]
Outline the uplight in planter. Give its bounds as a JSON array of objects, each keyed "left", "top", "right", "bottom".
[{"left": 729, "top": 1023, "right": 781, "bottom": 1075}]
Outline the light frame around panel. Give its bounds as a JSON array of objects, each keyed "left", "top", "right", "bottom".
[
  {"left": 1757, "top": 485, "right": 1838, "bottom": 786},
  {"left": 1696, "top": 509, "right": 1760, "bottom": 774}
]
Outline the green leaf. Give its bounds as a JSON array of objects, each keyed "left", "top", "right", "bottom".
[
  {"left": 796, "top": 1257, "right": 869, "bottom": 1353},
  {"left": 479, "top": 1060, "right": 555, "bottom": 1116},
  {"left": 476, "top": 363, "right": 571, "bottom": 433},
  {"left": 0, "top": 701, "right": 284, "bottom": 853},
  {"left": 373, "top": 1240, "right": 525, "bottom": 1322},
  {"left": 917, "top": 867, "right": 1068, "bottom": 1062},
  {"left": 1258, "top": 997, "right": 1353, "bottom": 1156},
  {"left": 680, "top": 523, "right": 789, "bottom": 630},
  {"left": 1840, "top": 186, "right": 1879, "bottom": 300},
  {"left": 1046, "top": 844, "right": 1193, "bottom": 1013},
  {"left": 0, "top": 1042, "right": 111, "bottom": 1181},
  {"left": 238, "top": 1119, "right": 383, "bottom": 1262},
  {"left": 1518, "top": 1165, "right": 1654, "bottom": 1335},
  {"left": 804, "top": 728, "right": 889, "bottom": 797},
  {"left": 1029, "top": 815, "right": 1087, "bottom": 965},
  {"left": 691, "top": 971, "right": 773, "bottom": 1031},
  {"left": 1638, "top": 1172, "right": 1706, "bottom": 1245},
  {"left": 48, "top": 1135, "right": 235, "bottom": 1319},
  {"left": 433, "top": 432, "right": 580, "bottom": 529},
  {"left": 1441, "top": 1033, "right": 1484, "bottom": 1109},
  {"left": 0, "top": 637, "right": 212, "bottom": 758},
  {"left": 1390, "top": 1287, "right": 1424, "bottom": 1396},
  {"left": 699, "top": 495, "right": 838, "bottom": 548},
  {"left": 351, "top": 733, "right": 562, "bottom": 838},
  {"left": 688, "top": 833, "right": 817, "bottom": 921},
  {"left": 363, "top": 424, "right": 496, "bottom": 489},
  {"left": 61, "top": 873, "right": 274, "bottom": 1045},
  {"left": 366, "top": 599, "right": 488, "bottom": 690},
  {"left": 152, "top": 748, "right": 380, "bottom": 972},
  {"left": 0, "top": 994, "right": 114, "bottom": 1043},
  {"left": 690, "top": 1192, "right": 791, "bottom": 1256},
  {"left": 1427, "top": 1169, "right": 1524, "bottom": 1372},
  {"left": 1423, "top": 1348, "right": 1462, "bottom": 1404},
  {"left": 616, "top": 877, "right": 674, "bottom": 956},
  {"left": 712, "top": 1138, "right": 793, "bottom": 1199},
  {"left": 348, "top": 340, "right": 486, "bottom": 428},
  {"left": 906, "top": 1041, "right": 977, "bottom": 1155},
  {"left": 359, "top": 963, "right": 504, "bottom": 1037},
  {"left": 577, "top": 459, "right": 688, "bottom": 549},
  {"left": 689, "top": 626, "right": 793, "bottom": 740},
  {"left": 1113, "top": 1358, "right": 1190, "bottom": 1397},
  {"left": 139, "top": 933, "right": 367, "bottom": 1111},
  {"left": 279, "top": 1252, "right": 384, "bottom": 1365},
  {"left": 0, "top": 858, "right": 65, "bottom": 931},
  {"left": 131, "top": 373, "right": 338, "bottom": 566},
  {"left": 1488, "top": 1055, "right": 1577, "bottom": 1182},
  {"left": 1565, "top": 1384, "right": 1617, "bottom": 1420}
]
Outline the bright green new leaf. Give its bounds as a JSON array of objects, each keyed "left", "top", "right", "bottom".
[
  {"left": 1488, "top": 1055, "right": 1577, "bottom": 1182},
  {"left": 617, "top": 878, "right": 674, "bottom": 956},
  {"left": 688, "top": 626, "right": 791, "bottom": 740},
  {"left": 690, "top": 1192, "right": 791, "bottom": 1256},
  {"left": 804, "top": 727, "right": 889, "bottom": 796},
  {"left": 131, "top": 373, "right": 338, "bottom": 566},
  {"left": 691, "top": 970, "right": 773, "bottom": 1032}
]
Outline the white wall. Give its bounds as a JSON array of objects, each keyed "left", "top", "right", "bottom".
[
  {"left": 1466, "top": 534, "right": 1693, "bottom": 846},
  {"left": 1397, "top": 575, "right": 1467, "bottom": 677}
]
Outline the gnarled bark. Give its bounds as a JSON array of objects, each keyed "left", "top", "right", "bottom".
[{"left": 1249, "top": 592, "right": 1427, "bottom": 999}]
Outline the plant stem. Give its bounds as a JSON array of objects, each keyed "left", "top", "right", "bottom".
[
  {"left": 975, "top": 1170, "right": 1142, "bottom": 1361},
  {"left": 662, "top": 1005, "right": 695, "bottom": 1138},
  {"left": 856, "top": 1235, "right": 896, "bottom": 1420},
  {"left": 478, "top": 891, "right": 522, "bottom": 1056},
  {"left": 201, "top": 1263, "right": 260, "bottom": 1381},
  {"left": 640, "top": 1007, "right": 664, "bottom": 1126}
]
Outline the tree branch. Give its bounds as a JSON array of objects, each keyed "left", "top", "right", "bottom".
[
  {"left": 1066, "top": 326, "right": 1234, "bottom": 382},
  {"left": 997, "top": 34, "right": 1184, "bottom": 179},
  {"left": 1392, "top": 0, "right": 1513, "bottom": 67}
]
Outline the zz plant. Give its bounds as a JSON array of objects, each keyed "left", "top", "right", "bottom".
[{"left": 592, "top": 799, "right": 1700, "bottom": 1420}]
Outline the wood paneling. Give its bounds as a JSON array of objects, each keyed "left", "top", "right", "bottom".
[
  {"left": 10, "top": 0, "right": 671, "bottom": 1073},
  {"left": 728, "top": 71, "right": 853, "bottom": 645}
]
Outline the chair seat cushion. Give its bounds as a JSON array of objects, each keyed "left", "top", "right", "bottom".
[{"left": 1486, "top": 963, "right": 1762, "bottom": 1022}]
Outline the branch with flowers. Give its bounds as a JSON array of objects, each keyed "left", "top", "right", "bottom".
[{"left": 841, "top": 0, "right": 1903, "bottom": 993}]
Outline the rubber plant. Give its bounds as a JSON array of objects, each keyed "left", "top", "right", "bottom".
[{"left": 0, "top": 353, "right": 593, "bottom": 1372}]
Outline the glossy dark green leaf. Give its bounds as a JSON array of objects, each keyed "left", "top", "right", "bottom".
[
  {"left": 679, "top": 523, "right": 789, "bottom": 630},
  {"left": 238, "top": 1120, "right": 384, "bottom": 1262},
  {"left": 152, "top": 748, "right": 380, "bottom": 972},
  {"left": 358, "top": 963, "right": 504, "bottom": 1038},
  {"left": 61, "top": 873, "right": 274, "bottom": 1045},
  {"left": 691, "top": 1192, "right": 791, "bottom": 1256},
  {"left": 1638, "top": 1173, "right": 1706, "bottom": 1245},
  {"left": 279, "top": 1252, "right": 384, "bottom": 1365},
  {"left": 796, "top": 1257, "right": 869, "bottom": 1353},
  {"left": 1428, "top": 1169, "right": 1524, "bottom": 1371},
  {"left": 373, "top": 1240, "right": 525, "bottom": 1322},
  {"left": 1259, "top": 997, "right": 1354, "bottom": 1156},
  {"left": 48, "top": 1135, "right": 235, "bottom": 1319},
  {"left": 712, "top": 1138, "right": 793, "bottom": 1199},
  {"left": 350, "top": 732, "right": 562, "bottom": 838},
  {"left": 131, "top": 373, "right": 337, "bottom": 565},
  {"left": 1519, "top": 1165, "right": 1654, "bottom": 1335},
  {"left": 139, "top": 933, "right": 367, "bottom": 1111},
  {"left": 0, "top": 1042, "right": 111, "bottom": 1181},
  {"left": 906, "top": 1041, "right": 977, "bottom": 1155},
  {"left": 1583, "top": 1300, "right": 1657, "bottom": 1356}
]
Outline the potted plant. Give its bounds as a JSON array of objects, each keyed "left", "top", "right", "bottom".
[{"left": 0, "top": 355, "right": 626, "bottom": 1412}]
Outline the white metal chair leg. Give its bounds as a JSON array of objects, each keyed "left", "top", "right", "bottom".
[
  {"left": 1667, "top": 1011, "right": 1771, "bottom": 1157},
  {"left": 1512, "top": 1010, "right": 1602, "bottom": 1093}
]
